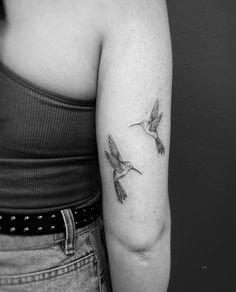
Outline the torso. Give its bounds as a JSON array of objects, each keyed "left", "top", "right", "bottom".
[{"left": 0, "top": 0, "right": 105, "bottom": 101}]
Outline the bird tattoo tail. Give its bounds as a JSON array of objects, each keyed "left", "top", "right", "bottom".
[
  {"left": 156, "top": 136, "right": 165, "bottom": 154},
  {"left": 114, "top": 180, "right": 127, "bottom": 204}
]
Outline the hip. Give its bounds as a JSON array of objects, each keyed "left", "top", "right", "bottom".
[{"left": 0, "top": 217, "right": 111, "bottom": 292}]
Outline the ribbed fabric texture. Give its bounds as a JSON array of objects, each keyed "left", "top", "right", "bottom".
[{"left": 0, "top": 62, "right": 101, "bottom": 214}]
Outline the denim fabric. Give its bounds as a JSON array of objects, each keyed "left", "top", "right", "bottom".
[{"left": 0, "top": 217, "right": 112, "bottom": 292}]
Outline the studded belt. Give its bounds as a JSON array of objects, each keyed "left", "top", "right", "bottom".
[{"left": 0, "top": 200, "right": 100, "bottom": 235}]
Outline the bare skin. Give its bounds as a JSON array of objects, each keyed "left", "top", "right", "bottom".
[{"left": 0, "top": 0, "right": 103, "bottom": 101}]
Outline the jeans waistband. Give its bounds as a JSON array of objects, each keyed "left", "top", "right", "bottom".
[{"left": 0, "top": 211, "right": 99, "bottom": 253}]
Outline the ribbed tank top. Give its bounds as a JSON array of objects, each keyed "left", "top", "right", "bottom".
[{"left": 0, "top": 62, "right": 101, "bottom": 214}]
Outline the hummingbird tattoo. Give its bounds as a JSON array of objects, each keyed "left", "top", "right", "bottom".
[
  {"left": 105, "top": 135, "right": 142, "bottom": 204},
  {"left": 130, "top": 98, "right": 165, "bottom": 154}
]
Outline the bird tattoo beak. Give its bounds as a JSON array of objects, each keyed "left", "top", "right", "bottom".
[
  {"left": 131, "top": 167, "right": 142, "bottom": 174},
  {"left": 129, "top": 123, "right": 141, "bottom": 127}
]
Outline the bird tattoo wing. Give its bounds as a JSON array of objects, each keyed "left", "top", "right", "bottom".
[
  {"left": 105, "top": 135, "right": 124, "bottom": 173},
  {"left": 108, "top": 134, "right": 123, "bottom": 162},
  {"left": 105, "top": 151, "right": 124, "bottom": 173},
  {"left": 149, "top": 98, "right": 160, "bottom": 123},
  {"left": 149, "top": 112, "right": 163, "bottom": 132}
]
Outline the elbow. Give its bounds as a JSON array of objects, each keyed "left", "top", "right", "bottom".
[
  {"left": 129, "top": 213, "right": 171, "bottom": 256},
  {"left": 110, "top": 211, "right": 171, "bottom": 259}
]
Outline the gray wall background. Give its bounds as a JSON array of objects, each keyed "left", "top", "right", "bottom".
[{"left": 167, "top": 0, "right": 235, "bottom": 291}]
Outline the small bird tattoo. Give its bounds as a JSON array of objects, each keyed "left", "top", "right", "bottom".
[
  {"left": 105, "top": 135, "right": 142, "bottom": 204},
  {"left": 130, "top": 98, "right": 165, "bottom": 154}
]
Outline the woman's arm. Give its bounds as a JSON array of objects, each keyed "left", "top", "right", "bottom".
[{"left": 96, "top": 0, "right": 172, "bottom": 291}]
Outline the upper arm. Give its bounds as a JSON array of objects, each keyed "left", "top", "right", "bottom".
[{"left": 96, "top": 0, "right": 172, "bottom": 249}]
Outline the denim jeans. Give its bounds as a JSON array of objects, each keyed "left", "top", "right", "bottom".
[{"left": 0, "top": 209, "right": 112, "bottom": 292}]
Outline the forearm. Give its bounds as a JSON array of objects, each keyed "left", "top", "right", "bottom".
[{"left": 105, "top": 216, "right": 171, "bottom": 292}]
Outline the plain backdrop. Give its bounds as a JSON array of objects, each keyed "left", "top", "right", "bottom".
[{"left": 167, "top": 0, "right": 236, "bottom": 291}]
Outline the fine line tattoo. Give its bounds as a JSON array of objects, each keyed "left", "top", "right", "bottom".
[
  {"left": 105, "top": 135, "right": 142, "bottom": 204},
  {"left": 130, "top": 98, "right": 165, "bottom": 154}
]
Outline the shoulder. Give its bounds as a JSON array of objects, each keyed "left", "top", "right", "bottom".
[
  {"left": 98, "top": 0, "right": 169, "bottom": 46},
  {"left": 100, "top": 0, "right": 168, "bottom": 24},
  {"left": 98, "top": 0, "right": 171, "bottom": 65}
]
